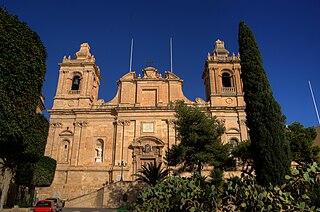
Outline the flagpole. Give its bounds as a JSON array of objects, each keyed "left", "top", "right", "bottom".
[
  {"left": 308, "top": 80, "right": 320, "bottom": 125},
  {"left": 129, "top": 38, "right": 133, "bottom": 72},
  {"left": 170, "top": 37, "right": 173, "bottom": 73}
]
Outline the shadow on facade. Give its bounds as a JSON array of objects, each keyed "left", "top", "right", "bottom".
[
  {"left": 104, "top": 181, "right": 144, "bottom": 208},
  {"left": 65, "top": 181, "right": 144, "bottom": 208}
]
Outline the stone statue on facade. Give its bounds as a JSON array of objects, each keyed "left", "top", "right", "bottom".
[{"left": 95, "top": 147, "right": 102, "bottom": 162}]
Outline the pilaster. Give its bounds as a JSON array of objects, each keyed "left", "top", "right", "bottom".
[
  {"left": 70, "top": 121, "right": 88, "bottom": 166},
  {"left": 46, "top": 121, "right": 62, "bottom": 159}
]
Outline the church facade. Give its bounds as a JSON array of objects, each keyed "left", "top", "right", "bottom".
[{"left": 38, "top": 40, "right": 248, "bottom": 203}]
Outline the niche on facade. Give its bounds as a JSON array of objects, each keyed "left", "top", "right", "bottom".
[
  {"left": 58, "top": 139, "right": 70, "bottom": 163},
  {"left": 58, "top": 129, "right": 73, "bottom": 164},
  {"left": 95, "top": 139, "right": 104, "bottom": 163}
]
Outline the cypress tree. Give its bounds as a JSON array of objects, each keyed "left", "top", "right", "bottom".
[
  {"left": 238, "top": 21, "right": 291, "bottom": 186},
  {"left": 0, "top": 8, "right": 47, "bottom": 208}
]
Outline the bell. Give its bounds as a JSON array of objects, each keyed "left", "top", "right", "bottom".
[{"left": 73, "top": 78, "right": 79, "bottom": 85}]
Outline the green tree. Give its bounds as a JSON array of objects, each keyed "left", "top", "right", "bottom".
[
  {"left": 133, "top": 162, "right": 168, "bottom": 186},
  {"left": 0, "top": 8, "right": 47, "bottom": 208},
  {"left": 238, "top": 21, "right": 291, "bottom": 186},
  {"left": 166, "top": 100, "right": 230, "bottom": 176},
  {"left": 286, "top": 122, "right": 320, "bottom": 164},
  {"left": 231, "top": 140, "right": 254, "bottom": 175},
  {"left": 14, "top": 113, "right": 49, "bottom": 206}
]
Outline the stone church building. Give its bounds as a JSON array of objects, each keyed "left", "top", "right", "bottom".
[{"left": 38, "top": 40, "right": 248, "bottom": 206}]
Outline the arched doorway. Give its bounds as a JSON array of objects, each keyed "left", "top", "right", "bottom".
[{"left": 129, "top": 136, "right": 164, "bottom": 175}]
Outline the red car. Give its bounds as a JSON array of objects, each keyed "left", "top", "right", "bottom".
[{"left": 34, "top": 200, "right": 57, "bottom": 212}]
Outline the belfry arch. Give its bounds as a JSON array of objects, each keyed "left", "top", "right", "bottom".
[{"left": 129, "top": 136, "right": 165, "bottom": 175}]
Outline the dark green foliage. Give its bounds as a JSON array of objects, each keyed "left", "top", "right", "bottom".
[
  {"left": 209, "top": 167, "right": 224, "bottom": 188},
  {"left": 286, "top": 122, "right": 320, "bottom": 164},
  {"left": 134, "top": 176, "right": 219, "bottom": 211},
  {"left": 15, "top": 114, "right": 49, "bottom": 187},
  {"left": 134, "top": 162, "right": 320, "bottom": 211},
  {"left": 166, "top": 100, "right": 229, "bottom": 175},
  {"left": 20, "top": 113, "right": 49, "bottom": 163},
  {"left": 231, "top": 140, "right": 252, "bottom": 162},
  {"left": 0, "top": 8, "right": 47, "bottom": 169},
  {"left": 133, "top": 162, "right": 168, "bottom": 186},
  {"left": 221, "top": 162, "right": 320, "bottom": 211},
  {"left": 238, "top": 21, "right": 291, "bottom": 186},
  {"left": 16, "top": 156, "right": 56, "bottom": 188},
  {"left": 32, "top": 156, "right": 56, "bottom": 187},
  {"left": 15, "top": 162, "right": 34, "bottom": 187},
  {"left": 231, "top": 140, "right": 254, "bottom": 175}
]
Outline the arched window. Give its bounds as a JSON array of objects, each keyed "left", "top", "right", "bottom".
[
  {"left": 229, "top": 138, "right": 238, "bottom": 149},
  {"left": 222, "top": 72, "right": 232, "bottom": 87},
  {"left": 71, "top": 76, "right": 81, "bottom": 90}
]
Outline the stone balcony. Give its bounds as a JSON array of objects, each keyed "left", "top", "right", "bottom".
[{"left": 222, "top": 87, "right": 236, "bottom": 93}]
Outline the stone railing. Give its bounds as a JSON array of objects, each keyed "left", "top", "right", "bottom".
[
  {"left": 222, "top": 87, "right": 236, "bottom": 93},
  {"left": 68, "top": 90, "right": 80, "bottom": 94}
]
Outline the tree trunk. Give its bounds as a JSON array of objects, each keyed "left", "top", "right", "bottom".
[
  {"left": 197, "top": 161, "right": 202, "bottom": 176},
  {"left": 0, "top": 168, "right": 13, "bottom": 209}
]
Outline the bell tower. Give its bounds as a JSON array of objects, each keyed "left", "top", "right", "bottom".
[
  {"left": 52, "top": 43, "right": 102, "bottom": 109},
  {"left": 202, "top": 39, "right": 244, "bottom": 108}
]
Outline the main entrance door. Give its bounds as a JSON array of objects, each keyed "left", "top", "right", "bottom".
[{"left": 129, "top": 136, "right": 164, "bottom": 175}]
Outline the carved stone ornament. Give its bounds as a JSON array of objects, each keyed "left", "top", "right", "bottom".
[
  {"left": 142, "top": 144, "right": 152, "bottom": 154},
  {"left": 218, "top": 118, "right": 226, "bottom": 124},
  {"left": 142, "top": 67, "right": 161, "bottom": 79},
  {"left": 195, "top": 98, "right": 206, "bottom": 104},
  {"left": 117, "top": 120, "right": 130, "bottom": 126},
  {"left": 166, "top": 119, "right": 176, "bottom": 126},
  {"left": 225, "top": 98, "right": 233, "bottom": 104},
  {"left": 73, "top": 121, "right": 88, "bottom": 127},
  {"left": 50, "top": 122, "right": 62, "bottom": 128},
  {"left": 240, "top": 119, "right": 246, "bottom": 126}
]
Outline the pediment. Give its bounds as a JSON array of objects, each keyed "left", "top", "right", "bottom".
[
  {"left": 165, "top": 71, "right": 180, "bottom": 79},
  {"left": 59, "top": 130, "right": 73, "bottom": 136},
  {"left": 226, "top": 128, "right": 240, "bottom": 134},
  {"left": 120, "top": 72, "right": 136, "bottom": 80},
  {"left": 129, "top": 136, "right": 164, "bottom": 148}
]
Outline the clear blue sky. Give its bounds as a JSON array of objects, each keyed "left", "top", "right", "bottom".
[{"left": 3, "top": 0, "right": 320, "bottom": 127}]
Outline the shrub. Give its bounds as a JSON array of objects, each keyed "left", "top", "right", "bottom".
[
  {"left": 221, "top": 162, "right": 320, "bottom": 211},
  {"left": 134, "top": 176, "right": 219, "bottom": 212},
  {"left": 32, "top": 156, "right": 56, "bottom": 187}
]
